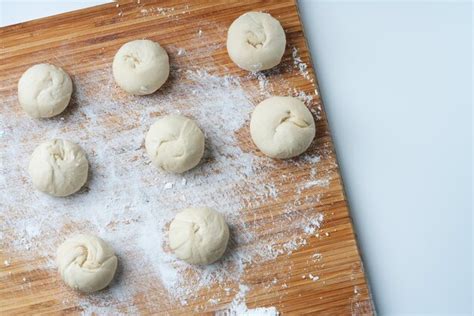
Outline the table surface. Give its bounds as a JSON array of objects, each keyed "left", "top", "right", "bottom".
[{"left": 1, "top": 0, "right": 472, "bottom": 314}]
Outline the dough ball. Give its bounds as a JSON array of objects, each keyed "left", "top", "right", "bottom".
[
  {"left": 56, "top": 234, "right": 118, "bottom": 293},
  {"left": 18, "top": 63, "right": 73, "bottom": 118},
  {"left": 250, "top": 96, "right": 315, "bottom": 159},
  {"left": 112, "top": 39, "right": 169, "bottom": 95},
  {"left": 169, "top": 207, "right": 230, "bottom": 265},
  {"left": 227, "top": 12, "right": 286, "bottom": 72},
  {"left": 145, "top": 114, "right": 205, "bottom": 173},
  {"left": 28, "top": 139, "right": 89, "bottom": 197}
]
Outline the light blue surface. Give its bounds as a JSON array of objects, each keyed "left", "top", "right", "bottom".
[
  {"left": 1, "top": 1, "right": 472, "bottom": 314},
  {"left": 298, "top": 1, "right": 472, "bottom": 314}
]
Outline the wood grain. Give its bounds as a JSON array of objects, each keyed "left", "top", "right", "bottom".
[{"left": 0, "top": 0, "right": 374, "bottom": 315}]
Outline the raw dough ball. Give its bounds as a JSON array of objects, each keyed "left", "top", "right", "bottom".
[
  {"left": 28, "top": 139, "right": 88, "bottom": 197},
  {"left": 57, "top": 234, "right": 118, "bottom": 293},
  {"left": 145, "top": 114, "right": 205, "bottom": 173},
  {"left": 227, "top": 12, "right": 286, "bottom": 72},
  {"left": 250, "top": 96, "right": 315, "bottom": 159},
  {"left": 169, "top": 207, "right": 230, "bottom": 265},
  {"left": 18, "top": 63, "right": 73, "bottom": 118},
  {"left": 112, "top": 39, "right": 169, "bottom": 95}
]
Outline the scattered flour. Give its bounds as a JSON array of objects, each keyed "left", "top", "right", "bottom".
[
  {"left": 0, "top": 24, "right": 328, "bottom": 314},
  {"left": 140, "top": 7, "right": 175, "bottom": 17},
  {"left": 216, "top": 284, "right": 279, "bottom": 316},
  {"left": 138, "top": 5, "right": 190, "bottom": 19},
  {"left": 292, "top": 47, "right": 312, "bottom": 82},
  {"left": 177, "top": 47, "right": 186, "bottom": 56},
  {"left": 309, "top": 273, "right": 320, "bottom": 282}
]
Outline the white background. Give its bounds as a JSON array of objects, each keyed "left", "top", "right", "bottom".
[{"left": 1, "top": 1, "right": 472, "bottom": 314}]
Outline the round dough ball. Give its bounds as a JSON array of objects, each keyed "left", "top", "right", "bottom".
[
  {"left": 112, "top": 39, "right": 169, "bottom": 95},
  {"left": 145, "top": 115, "right": 205, "bottom": 173},
  {"left": 227, "top": 12, "right": 286, "bottom": 72},
  {"left": 18, "top": 63, "right": 73, "bottom": 118},
  {"left": 169, "top": 207, "right": 230, "bottom": 265},
  {"left": 250, "top": 96, "right": 315, "bottom": 159},
  {"left": 57, "top": 234, "right": 118, "bottom": 293},
  {"left": 28, "top": 139, "right": 88, "bottom": 197}
]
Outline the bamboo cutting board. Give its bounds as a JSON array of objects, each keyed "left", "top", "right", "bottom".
[{"left": 0, "top": 0, "right": 374, "bottom": 315}]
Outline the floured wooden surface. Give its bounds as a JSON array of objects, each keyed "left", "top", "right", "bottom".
[{"left": 0, "top": 0, "right": 374, "bottom": 314}]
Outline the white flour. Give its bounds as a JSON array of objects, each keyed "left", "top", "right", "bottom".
[
  {"left": 138, "top": 3, "right": 190, "bottom": 19},
  {"left": 216, "top": 284, "right": 279, "bottom": 316},
  {"left": 292, "top": 47, "right": 312, "bottom": 83},
  {"left": 0, "top": 22, "right": 327, "bottom": 315}
]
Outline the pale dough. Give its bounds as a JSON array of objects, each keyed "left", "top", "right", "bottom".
[
  {"left": 250, "top": 96, "right": 315, "bottom": 159},
  {"left": 56, "top": 234, "right": 118, "bottom": 293},
  {"left": 18, "top": 63, "right": 73, "bottom": 118},
  {"left": 169, "top": 207, "right": 229, "bottom": 265},
  {"left": 227, "top": 12, "right": 286, "bottom": 72},
  {"left": 28, "top": 139, "right": 88, "bottom": 197},
  {"left": 145, "top": 114, "right": 205, "bottom": 173},
  {"left": 112, "top": 39, "right": 169, "bottom": 95}
]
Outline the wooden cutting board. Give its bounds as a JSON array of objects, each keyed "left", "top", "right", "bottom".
[{"left": 0, "top": 0, "right": 374, "bottom": 314}]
